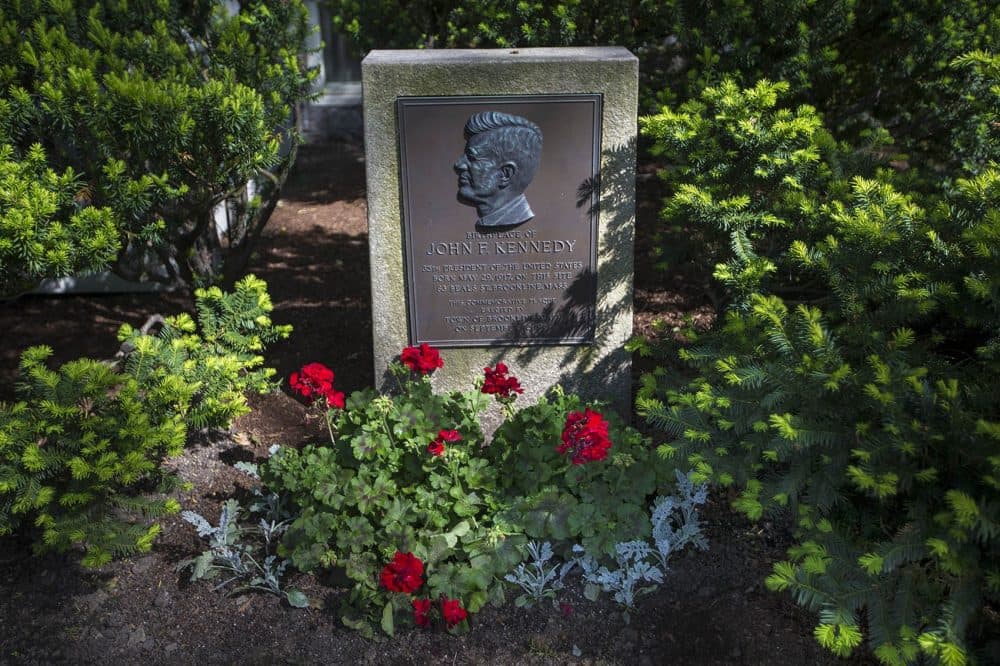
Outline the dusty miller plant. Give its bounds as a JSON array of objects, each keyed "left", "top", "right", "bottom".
[
  {"left": 504, "top": 541, "right": 576, "bottom": 608},
  {"left": 649, "top": 469, "right": 709, "bottom": 570},
  {"left": 181, "top": 499, "right": 250, "bottom": 584},
  {"left": 234, "top": 449, "right": 292, "bottom": 550},
  {"left": 574, "top": 541, "right": 664, "bottom": 621},
  {"left": 571, "top": 471, "right": 708, "bottom": 621},
  {"left": 180, "top": 459, "right": 306, "bottom": 608}
]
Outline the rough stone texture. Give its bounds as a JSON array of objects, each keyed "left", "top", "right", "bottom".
[{"left": 363, "top": 48, "right": 637, "bottom": 417}]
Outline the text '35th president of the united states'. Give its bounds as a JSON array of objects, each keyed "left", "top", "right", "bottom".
[{"left": 453, "top": 111, "right": 542, "bottom": 229}]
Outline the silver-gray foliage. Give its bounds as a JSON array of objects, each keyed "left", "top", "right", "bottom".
[
  {"left": 649, "top": 469, "right": 709, "bottom": 570},
  {"left": 504, "top": 540, "right": 576, "bottom": 607},
  {"left": 179, "top": 489, "right": 306, "bottom": 608},
  {"left": 181, "top": 499, "right": 250, "bottom": 584},
  {"left": 574, "top": 541, "right": 664, "bottom": 617},
  {"left": 570, "top": 470, "right": 709, "bottom": 618}
]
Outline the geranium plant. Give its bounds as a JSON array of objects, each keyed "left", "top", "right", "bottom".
[
  {"left": 261, "top": 347, "right": 674, "bottom": 635},
  {"left": 289, "top": 362, "right": 345, "bottom": 409},
  {"left": 288, "top": 361, "right": 345, "bottom": 440},
  {"left": 481, "top": 362, "right": 524, "bottom": 415},
  {"left": 488, "top": 388, "right": 673, "bottom": 559},
  {"left": 400, "top": 343, "right": 443, "bottom": 375},
  {"left": 558, "top": 408, "right": 612, "bottom": 465}
]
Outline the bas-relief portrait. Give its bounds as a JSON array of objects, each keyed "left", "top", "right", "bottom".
[{"left": 453, "top": 111, "right": 543, "bottom": 229}]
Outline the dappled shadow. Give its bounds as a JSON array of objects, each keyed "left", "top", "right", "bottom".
[
  {"left": 244, "top": 139, "right": 373, "bottom": 393},
  {"left": 501, "top": 268, "right": 598, "bottom": 343},
  {"left": 245, "top": 223, "right": 373, "bottom": 395},
  {"left": 0, "top": 291, "right": 194, "bottom": 402},
  {"left": 486, "top": 138, "right": 637, "bottom": 409},
  {"left": 0, "top": 140, "right": 374, "bottom": 403},
  {"left": 279, "top": 140, "right": 367, "bottom": 205}
]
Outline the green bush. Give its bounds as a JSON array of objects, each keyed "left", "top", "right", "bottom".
[
  {"left": 0, "top": 275, "right": 290, "bottom": 567},
  {"left": 0, "top": 0, "right": 315, "bottom": 293},
  {"left": 638, "top": 73, "right": 999, "bottom": 664},
  {"left": 261, "top": 361, "right": 672, "bottom": 635},
  {"left": 325, "top": 0, "right": 648, "bottom": 51},
  {"left": 326, "top": 1, "right": 995, "bottom": 170},
  {"left": 639, "top": 79, "right": 849, "bottom": 302},
  {"left": 489, "top": 388, "right": 672, "bottom": 560},
  {"left": 0, "top": 143, "right": 119, "bottom": 296}
]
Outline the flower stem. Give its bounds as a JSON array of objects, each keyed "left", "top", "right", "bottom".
[
  {"left": 323, "top": 407, "right": 336, "bottom": 445},
  {"left": 382, "top": 414, "right": 396, "bottom": 448}
]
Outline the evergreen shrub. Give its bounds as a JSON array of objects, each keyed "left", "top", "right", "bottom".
[
  {"left": 0, "top": 143, "right": 118, "bottom": 296},
  {"left": 0, "top": 276, "right": 290, "bottom": 566},
  {"left": 0, "top": 0, "right": 315, "bottom": 293},
  {"left": 638, "top": 73, "right": 1000, "bottom": 664}
]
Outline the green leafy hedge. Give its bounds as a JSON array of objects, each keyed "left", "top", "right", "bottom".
[
  {"left": 0, "top": 276, "right": 290, "bottom": 566},
  {"left": 325, "top": 1, "right": 996, "bottom": 168},
  {"left": 0, "top": 0, "right": 315, "bottom": 293}
]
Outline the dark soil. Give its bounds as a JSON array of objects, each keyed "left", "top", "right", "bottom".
[{"left": 0, "top": 140, "right": 874, "bottom": 665}]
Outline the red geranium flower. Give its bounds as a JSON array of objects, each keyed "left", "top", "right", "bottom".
[
  {"left": 400, "top": 343, "right": 443, "bottom": 374},
  {"left": 379, "top": 551, "right": 424, "bottom": 594},
  {"left": 428, "top": 429, "right": 460, "bottom": 456},
  {"left": 289, "top": 362, "right": 346, "bottom": 408},
  {"left": 412, "top": 598, "right": 432, "bottom": 628},
  {"left": 481, "top": 362, "right": 524, "bottom": 400},
  {"left": 557, "top": 408, "right": 612, "bottom": 465},
  {"left": 440, "top": 597, "right": 467, "bottom": 628}
]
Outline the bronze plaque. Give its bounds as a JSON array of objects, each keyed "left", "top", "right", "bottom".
[{"left": 398, "top": 94, "right": 602, "bottom": 347}]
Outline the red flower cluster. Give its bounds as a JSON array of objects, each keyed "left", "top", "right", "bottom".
[
  {"left": 412, "top": 598, "right": 432, "bottom": 627},
  {"left": 289, "top": 362, "right": 345, "bottom": 408},
  {"left": 441, "top": 597, "right": 467, "bottom": 628},
  {"left": 379, "top": 551, "right": 424, "bottom": 594},
  {"left": 557, "top": 408, "right": 612, "bottom": 464},
  {"left": 428, "top": 429, "right": 461, "bottom": 457},
  {"left": 481, "top": 362, "right": 524, "bottom": 400},
  {"left": 411, "top": 596, "right": 468, "bottom": 629},
  {"left": 401, "top": 343, "right": 443, "bottom": 374}
]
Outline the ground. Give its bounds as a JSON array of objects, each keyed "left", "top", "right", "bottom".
[{"left": 0, "top": 140, "right": 875, "bottom": 665}]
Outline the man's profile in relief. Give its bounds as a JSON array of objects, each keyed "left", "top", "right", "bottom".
[{"left": 453, "top": 111, "right": 543, "bottom": 228}]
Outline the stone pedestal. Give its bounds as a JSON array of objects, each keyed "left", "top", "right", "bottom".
[{"left": 363, "top": 48, "right": 636, "bottom": 414}]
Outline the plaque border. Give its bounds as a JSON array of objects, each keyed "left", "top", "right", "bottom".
[{"left": 397, "top": 93, "right": 603, "bottom": 348}]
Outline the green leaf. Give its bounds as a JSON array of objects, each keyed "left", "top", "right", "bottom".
[
  {"left": 380, "top": 602, "right": 394, "bottom": 636},
  {"left": 425, "top": 534, "right": 453, "bottom": 565},
  {"left": 814, "top": 622, "right": 862, "bottom": 657},
  {"left": 341, "top": 614, "right": 375, "bottom": 640},
  {"left": 945, "top": 490, "right": 979, "bottom": 528},
  {"left": 858, "top": 553, "right": 884, "bottom": 576},
  {"left": 285, "top": 589, "right": 309, "bottom": 608},
  {"left": 765, "top": 561, "right": 796, "bottom": 591},
  {"left": 450, "top": 520, "right": 471, "bottom": 538}
]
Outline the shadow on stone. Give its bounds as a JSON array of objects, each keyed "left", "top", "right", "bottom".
[{"left": 486, "top": 137, "right": 637, "bottom": 412}]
